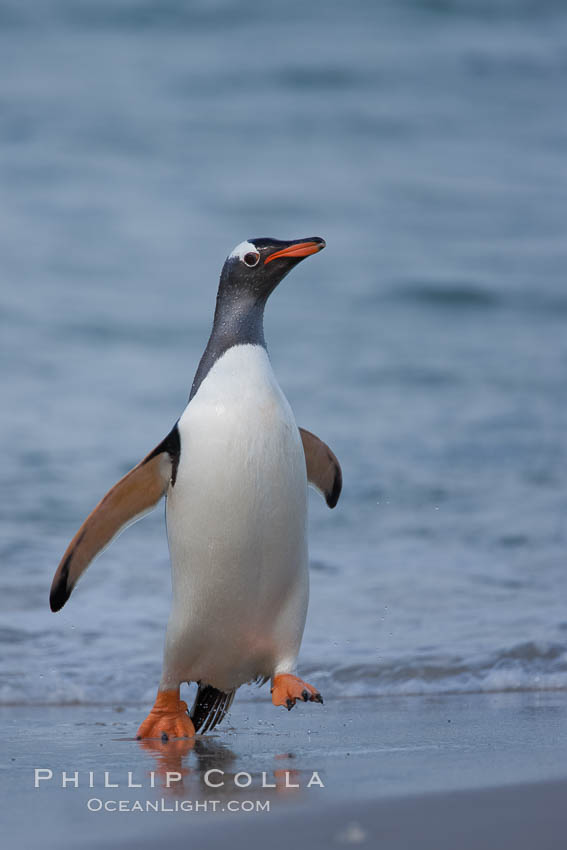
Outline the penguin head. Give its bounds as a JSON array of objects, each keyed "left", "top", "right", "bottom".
[{"left": 220, "top": 236, "right": 326, "bottom": 304}]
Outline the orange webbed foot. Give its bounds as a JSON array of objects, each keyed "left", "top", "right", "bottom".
[
  {"left": 271, "top": 674, "right": 323, "bottom": 711},
  {"left": 136, "top": 689, "right": 196, "bottom": 740}
]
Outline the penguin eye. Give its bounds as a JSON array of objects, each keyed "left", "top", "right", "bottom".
[{"left": 243, "top": 251, "right": 260, "bottom": 268}]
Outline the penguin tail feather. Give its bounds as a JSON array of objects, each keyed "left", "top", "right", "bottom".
[{"left": 189, "top": 684, "right": 235, "bottom": 733}]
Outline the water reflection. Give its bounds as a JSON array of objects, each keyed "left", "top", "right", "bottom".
[
  {"left": 137, "top": 737, "right": 195, "bottom": 794},
  {"left": 137, "top": 736, "right": 309, "bottom": 802}
]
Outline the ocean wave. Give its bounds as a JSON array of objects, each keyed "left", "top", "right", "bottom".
[
  {"left": 1, "top": 641, "right": 566, "bottom": 705},
  {"left": 1, "top": 0, "right": 565, "bottom": 31},
  {"left": 400, "top": 0, "right": 567, "bottom": 20},
  {"left": 303, "top": 641, "right": 567, "bottom": 697},
  {"left": 369, "top": 282, "right": 567, "bottom": 320},
  {"left": 391, "top": 282, "right": 501, "bottom": 310}
]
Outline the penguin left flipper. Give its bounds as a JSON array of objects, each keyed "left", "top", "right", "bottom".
[
  {"left": 49, "top": 429, "right": 180, "bottom": 612},
  {"left": 299, "top": 427, "right": 342, "bottom": 509}
]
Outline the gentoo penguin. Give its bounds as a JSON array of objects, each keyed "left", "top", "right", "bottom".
[{"left": 50, "top": 236, "right": 342, "bottom": 739}]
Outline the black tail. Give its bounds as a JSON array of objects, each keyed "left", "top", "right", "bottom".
[{"left": 190, "top": 684, "right": 235, "bottom": 733}]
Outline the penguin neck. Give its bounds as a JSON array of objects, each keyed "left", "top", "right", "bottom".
[{"left": 189, "top": 290, "right": 268, "bottom": 400}]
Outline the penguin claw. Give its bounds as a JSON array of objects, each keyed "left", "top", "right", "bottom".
[{"left": 271, "top": 675, "right": 323, "bottom": 712}]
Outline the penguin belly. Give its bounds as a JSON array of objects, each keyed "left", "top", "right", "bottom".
[{"left": 163, "top": 345, "right": 309, "bottom": 692}]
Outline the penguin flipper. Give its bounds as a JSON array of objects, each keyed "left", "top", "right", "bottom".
[
  {"left": 49, "top": 427, "right": 180, "bottom": 612},
  {"left": 299, "top": 427, "right": 342, "bottom": 509}
]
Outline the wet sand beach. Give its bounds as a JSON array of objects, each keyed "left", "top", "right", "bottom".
[{"left": 2, "top": 692, "right": 566, "bottom": 848}]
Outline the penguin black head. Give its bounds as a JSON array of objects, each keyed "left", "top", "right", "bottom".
[
  {"left": 190, "top": 236, "right": 325, "bottom": 400},
  {"left": 219, "top": 236, "right": 326, "bottom": 304}
]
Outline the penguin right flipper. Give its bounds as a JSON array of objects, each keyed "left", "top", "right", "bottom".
[
  {"left": 49, "top": 426, "right": 180, "bottom": 613},
  {"left": 299, "top": 427, "right": 342, "bottom": 509}
]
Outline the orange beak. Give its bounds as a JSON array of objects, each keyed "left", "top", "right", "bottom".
[{"left": 264, "top": 240, "right": 325, "bottom": 265}]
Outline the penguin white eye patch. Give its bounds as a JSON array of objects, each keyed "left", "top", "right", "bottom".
[{"left": 229, "top": 240, "right": 259, "bottom": 263}]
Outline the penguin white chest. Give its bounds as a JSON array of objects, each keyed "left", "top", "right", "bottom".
[{"left": 164, "top": 344, "right": 308, "bottom": 688}]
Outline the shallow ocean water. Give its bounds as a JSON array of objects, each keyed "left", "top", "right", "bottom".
[{"left": 1, "top": 0, "right": 567, "bottom": 704}]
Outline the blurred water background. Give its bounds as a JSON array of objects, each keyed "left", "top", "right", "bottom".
[{"left": 1, "top": 0, "right": 567, "bottom": 705}]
